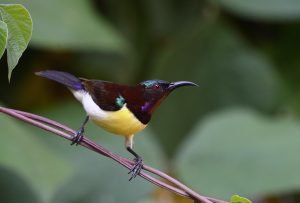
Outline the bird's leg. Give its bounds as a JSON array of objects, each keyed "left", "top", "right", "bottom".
[
  {"left": 125, "top": 136, "right": 143, "bottom": 181},
  {"left": 127, "top": 147, "right": 143, "bottom": 180},
  {"left": 71, "top": 116, "right": 89, "bottom": 145}
]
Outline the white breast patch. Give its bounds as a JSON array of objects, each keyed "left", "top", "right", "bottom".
[
  {"left": 71, "top": 90, "right": 108, "bottom": 119},
  {"left": 70, "top": 89, "right": 146, "bottom": 136}
]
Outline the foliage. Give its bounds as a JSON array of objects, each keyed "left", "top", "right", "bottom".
[
  {"left": 0, "top": 4, "right": 32, "bottom": 81},
  {"left": 1, "top": 0, "right": 300, "bottom": 203},
  {"left": 230, "top": 195, "right": 252, "bottom": 203},
  {"left": 175, "top": 109, "right": 300, "bottom": 199},
  {"left": 12, "top": 0, "right": 127, "bottom": 52},
  {"left": 211, "top": 0, "right": 300, "bottom": 21}
]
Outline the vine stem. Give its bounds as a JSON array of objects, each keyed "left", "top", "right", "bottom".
[{"left": 0, "top": 106, "right": 228, "bottom": 203}]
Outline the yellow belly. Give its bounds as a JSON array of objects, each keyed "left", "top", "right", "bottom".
[{"left": 90, "top": 106, "right": 147, "bottom": 137}]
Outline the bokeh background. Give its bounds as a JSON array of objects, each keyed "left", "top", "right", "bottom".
[{"left": 1, "top": 0, "right": 300, "bottom": 203}]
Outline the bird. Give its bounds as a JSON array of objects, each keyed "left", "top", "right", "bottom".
[{"left": 36, "top": 70, "right": 197, "bottom": 180}]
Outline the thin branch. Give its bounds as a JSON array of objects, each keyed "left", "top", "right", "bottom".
[{"left": 0, "top": 106, "right": 228, "bottom": 203}]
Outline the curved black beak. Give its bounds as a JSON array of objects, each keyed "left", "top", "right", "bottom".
[{"left": 167, "top": 81, "right": 198, "bottom": 91}]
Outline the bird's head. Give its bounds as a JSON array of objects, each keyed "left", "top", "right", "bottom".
[{"left": 138, "top": 80, "right": 198, "bottom": 114}]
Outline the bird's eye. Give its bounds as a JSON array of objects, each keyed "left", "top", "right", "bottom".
[{"left": 154, "top": 84, "right": 160, "bottom": 89}]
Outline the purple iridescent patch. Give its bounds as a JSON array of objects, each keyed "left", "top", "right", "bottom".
[{"left": 141, "top": 102, "right": 151, "bottom": 112}]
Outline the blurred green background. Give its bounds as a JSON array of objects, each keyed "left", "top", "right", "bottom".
[{"left": 1, "top": 0, "right": 300, "bottom": 203}]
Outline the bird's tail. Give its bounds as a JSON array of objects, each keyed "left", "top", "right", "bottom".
[{"left": 35, "top": 70, "right": 84, "bottom": 90}]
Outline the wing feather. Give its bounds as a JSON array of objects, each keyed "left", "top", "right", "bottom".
[
  {"left": 82, "top": 80, "right": 121, "bottom": 111},
  {"left": 82, "top": 79, "right": 151, "bottom": 124}
]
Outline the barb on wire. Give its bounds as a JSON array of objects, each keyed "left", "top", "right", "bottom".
[{"left": 0, "top": 106, "right": 228, "bottom": 203}]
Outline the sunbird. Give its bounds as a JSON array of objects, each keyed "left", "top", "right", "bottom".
[{"left": 36, "top": 70, "right": 197, "bottom": 180}]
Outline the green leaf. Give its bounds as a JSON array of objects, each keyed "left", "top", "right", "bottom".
[
  {"left": 31, "top": 102, "right": 167, "bottom": 203},
  {"left": 150, "top": 22, "right": 281, "bottom": 156},
  {"left": 211, "top": 0, "right": 300, "bottom": 21},
  {"left": 0, "top": 111, "right": 71, "bottom": 202},
  {"left": 0, "top": 4, "right": 32, "bottom": 81},
  {"left": 0, "top": 20, "right": 7, "bottom": 58},
  {"left": 0, "top": 0, "right": 128, "bottom": 53},
  {"left": 175, "top": 108, "right": 300, "bottom": 199},
  {"left": 230, "top": 195, "right": 252, "bottom": 203}
]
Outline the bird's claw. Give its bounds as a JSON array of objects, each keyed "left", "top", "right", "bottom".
[
  {"left": 71, "top": 128, "right": 84, "bottom": 145},
  {"left": 128, "top": 157, "right": 143, "bottom": 181}
]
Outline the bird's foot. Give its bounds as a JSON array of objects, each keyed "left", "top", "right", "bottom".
[
  {"left": 128, "top": 157, "right": 143, "bottom": 181},
  {"left": 71, "top": 128, "right": 84, "bottom": 146},
  {"left": 71, "top": 116, "right": 89, "bottom": 145}
]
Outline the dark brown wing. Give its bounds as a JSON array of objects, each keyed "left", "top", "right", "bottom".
[
  {"left": 82, "top": 79, "right": 122, "bottom": 111},
  {"left": 82, "top": 79, "right": 151, "bottom": 124}
]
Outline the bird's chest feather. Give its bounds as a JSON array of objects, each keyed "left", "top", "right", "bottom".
[{"left": 80, "top": 92, "right": 147, "bottom": 136}]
